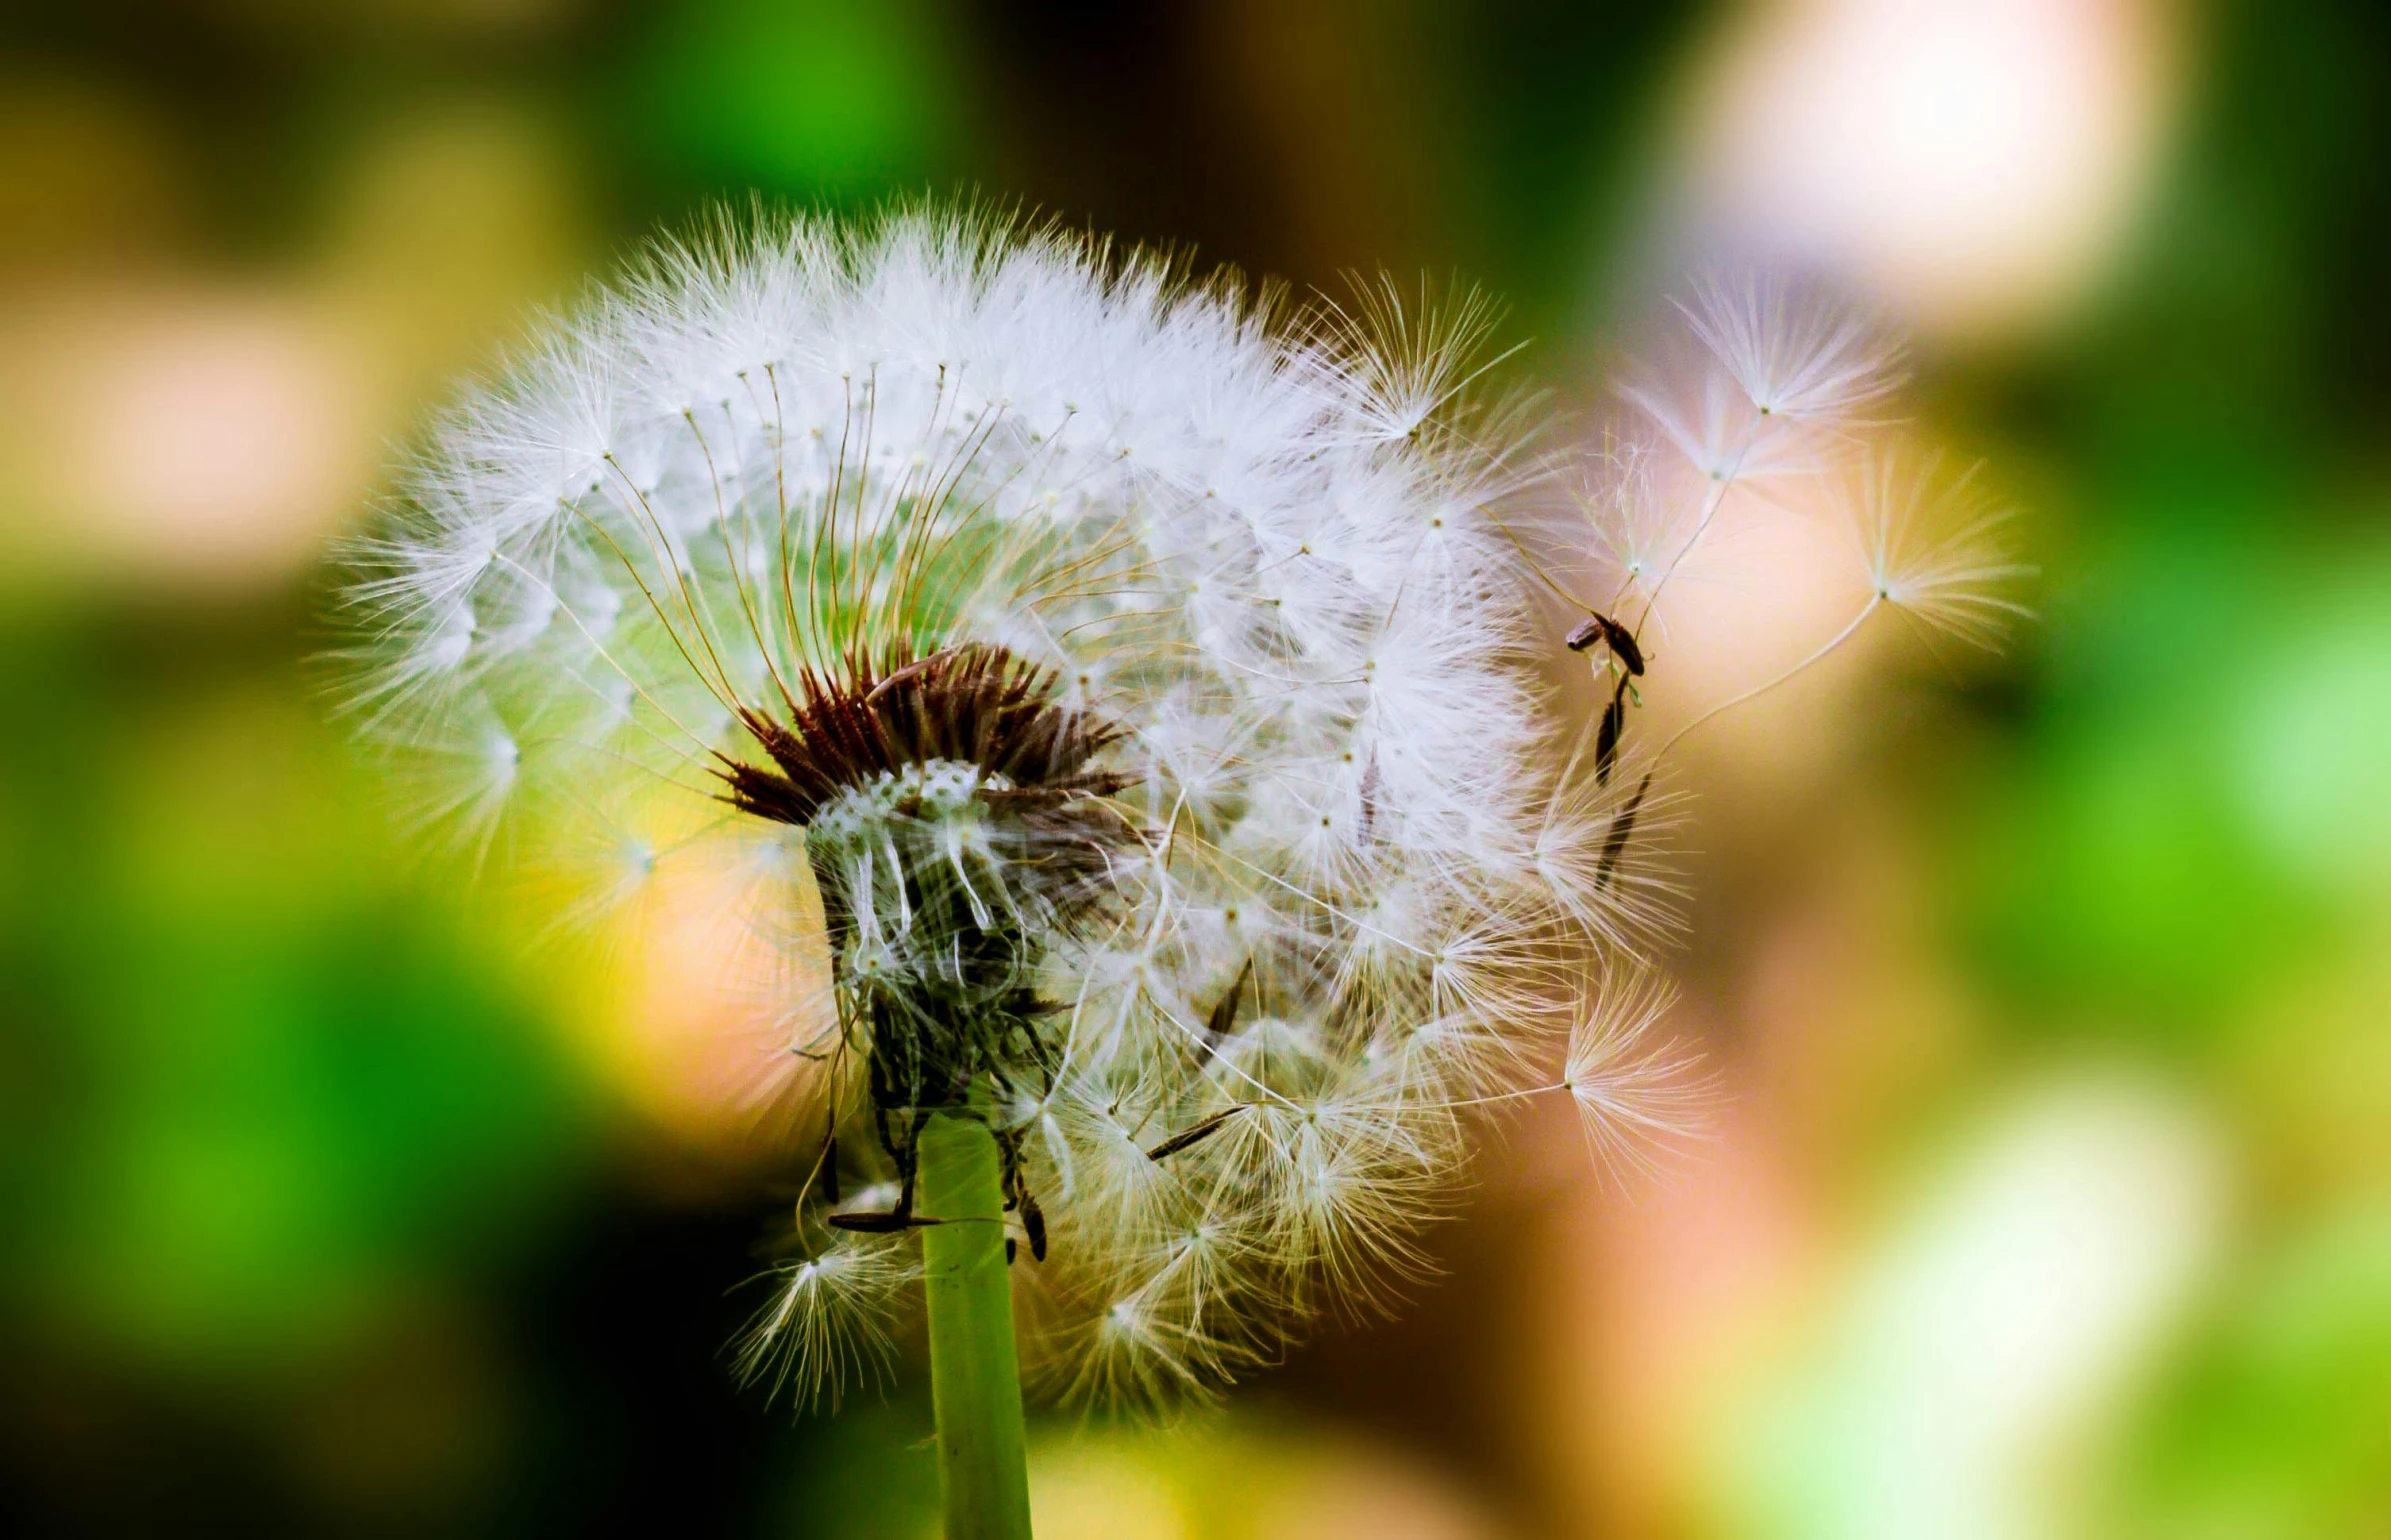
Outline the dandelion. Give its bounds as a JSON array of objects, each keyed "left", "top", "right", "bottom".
[{"left": 337, "top": 203, "right": 1677, "bottom": 1538}]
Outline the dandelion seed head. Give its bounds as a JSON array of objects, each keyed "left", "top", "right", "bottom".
[{"left": 337, "top": 202, "right": 1668, "bottom": 1407}]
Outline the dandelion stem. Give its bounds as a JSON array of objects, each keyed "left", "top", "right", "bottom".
[{"left": 918, "top": 1111, "right": 1034, "bottom": 1540}]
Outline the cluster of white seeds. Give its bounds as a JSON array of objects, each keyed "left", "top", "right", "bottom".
[{"left": 340, "top": 208, "right": 2011, "bottom": 1410}]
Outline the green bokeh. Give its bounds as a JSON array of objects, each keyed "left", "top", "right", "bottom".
[
  {"left": 632, "top": 0, "right": 955, "bottom": 200},
  {"left": 2122, "top": 1202, "right": 2391, "bottom": 1538},
  {"left": 0, "top": 612, "right": 590, "bottom": 1377}
]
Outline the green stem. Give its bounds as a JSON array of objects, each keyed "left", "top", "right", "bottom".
[{"left": 917, "top": 1111, "right": 1034, "bottom": 1539}]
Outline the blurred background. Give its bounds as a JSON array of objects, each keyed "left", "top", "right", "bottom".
[{"left": 2, "top": 1, "right": 2385, "bottom": 1535}]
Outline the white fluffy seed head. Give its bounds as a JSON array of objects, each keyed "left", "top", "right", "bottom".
[{"left": 334, "top": 203, "right": 1709, "bottom": 1407}]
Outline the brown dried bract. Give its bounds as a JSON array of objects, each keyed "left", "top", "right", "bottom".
[{"left": 720, "top": 643, "right": 1132, "bottom": 826}]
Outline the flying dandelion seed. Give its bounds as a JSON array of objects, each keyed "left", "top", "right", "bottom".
[
  {"left": 1672, "top": 269, "right": 1908, "bottom": 426},
  {"left": 1850, "top": 450, "right": 2036, "bottom": 653},
  {"left": 1541, "top": 268, "right": 2027, "bottom": 780},
  {"left": 335, "top": 204, "right": 1665, "bottom": 1438}
]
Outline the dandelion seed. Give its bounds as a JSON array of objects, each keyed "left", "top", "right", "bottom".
[
  {"left": 732, "top": 1231, "right": 917, "bottom": 1409},
  {"left": 1562, "top": 968, "right": 1708, "bottom": 1185},
  {"left": 1675, "top": 269, "right": 1908, "bottom": 427},
  {"left": 1852, "top": 451, "right": 2036, "bottom": 651}
]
